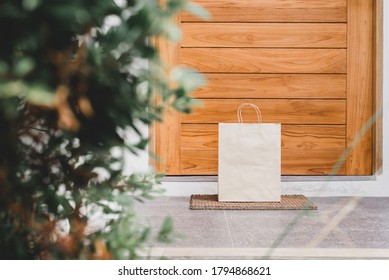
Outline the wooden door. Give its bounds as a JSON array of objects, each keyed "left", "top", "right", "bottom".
[{"left": 152, "top": 0, "right": 376, "bottom": 176}]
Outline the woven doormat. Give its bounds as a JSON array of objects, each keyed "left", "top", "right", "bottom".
[{"left": 190, "top": 194, "right": 317, "bottom": 210}]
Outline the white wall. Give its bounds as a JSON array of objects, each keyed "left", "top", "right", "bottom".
[{"left": 125, "top": 2, "right": 389, "bottom": 197}]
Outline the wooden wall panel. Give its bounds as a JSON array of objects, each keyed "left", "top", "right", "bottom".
[
  {"left": 181, "top": 49, "right": 347, "bottom": 73},
  {"left": 180, "top": 124, "right": 346, "bottom": 175},
  {"left": 181, "top": 124, "right": 345, "bottom": 150},
  {"left": 182, "top": 0, "right": 347, "bottom": 23},
  {"left": 181, "top": 150, "right": 346, "bottom": 175},
  {"left": 281, "top": 150, "right": 346, "bottom": 175},
  {"left": 346, "top": 0, "right": 373, "bottom": 175},
  {"left": 153, "top": 0, "right": 377, "bottom": 177},
  {"left": 182, "top": 99, "right": 346, "bottom": 125},
  {"left": 180, "top": 150, "right": 218, "bottom": 175},
  {"left": 181, "top": 125, "right": 219, "bottom": 150},
  {"left": 282, "top": 125, "right": 346, "bottom": 150},
  {"left": 182, "top": 23, "right": 347, "bottom": 48},
  {"left": 192, "top": 74, "right": 346, "bottom": 99}
]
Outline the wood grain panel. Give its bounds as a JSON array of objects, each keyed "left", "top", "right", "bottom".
[
  {"left": 181, "top": 124, "right": 345, "bottom": 151},
  {"left": 282, "top": 149, "right": 346, "bottom": 175},
  {"left": 181, "top": 48, "right": 347, "bottom": 73},
  {"left": 182, "top": 0, "right": 347, "bottom": 23},
  {"left": 181, "top": 125, "right": 219, "bottom": 150},
  {"left": 346, "top": 0, "right": 373, "bottom": 175},
  {"left": 192, "top": 74, "right": 346, "bottom": 99},
  {"left": 180, "top": 149, "right": 346, "bottom": 175},
  {"left": 373, "top": 0, "right": 383, "bottom": 173},
  {"left": 150, "top": 15, "right": 182, "bottom": 175},
  {"left": 181, "top": 99, "right": 346, "bottom": 124},
  {"left": 281, "top": 125, "right": 345, "bottom": 150},
  {"left": 153, "top": 0, "right": 377, "bottom": 177},
  {"left": 180, "top": 150, "right": 218, "bottom": 175},
  {"left": 182, "top": 23, "right": 347, "bottom": 48}
]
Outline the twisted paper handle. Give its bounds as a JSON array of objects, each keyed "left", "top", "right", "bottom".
[{"left": 237, "top": 103, "right": 262, "bottom": 123}]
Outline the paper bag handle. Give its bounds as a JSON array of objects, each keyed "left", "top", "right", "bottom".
[{"left": 237, "top": 103, "right": 263, "bottom": 123}]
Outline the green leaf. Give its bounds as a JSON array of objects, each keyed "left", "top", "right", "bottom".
[
  {"left": 171, "top": 67, "right": 207, "bottom": 92},
  {"left": 162, "top": 20, "right": 181, "bottom": 42},
  {"left": 184, "top": 1, "right": 211, "bottom": 20},
  {"left": 0, "top": 81, "right": 55, "bottom": 106},
  {"left": 0, "top": 61, "right": 9, "bottom": 76},
  {"left": 134, "top": 138, "right": 149, "bottom": 150},
  {"left": 155, "top": 173, "right": 165, "bottom": 184},
  {"left": 172, "top": 96, "right": 202, "bottom": 113},
  {"left": 22, "top": 0, "right": 41, "bottom": 11},
  {"left": 0, "top": 81, "right": 27, "bottom": 98},
  {"left": 158, "top": 215, "right": 174, "bottom": 243},
  {"left": 14, "top": 57, "right": 35, "bottom": 77},
  {"left": 25, "top": 85, "right": 56, "bottom": 106},
  {"left": 166, "top": 0, "right": 186, "bottom": 13},
  {"left": 140, "top": 227, "right": 151, "bottom": 242},
  {"left": 57, "top": 195, "right": 74, "bottom": 216},
  {"left": 114, "top": 193, "right": 133, "bottom": 207}
]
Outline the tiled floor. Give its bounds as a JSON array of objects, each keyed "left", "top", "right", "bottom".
[{"left": 134, "top": 196, "right": 389, "bottom": 259}]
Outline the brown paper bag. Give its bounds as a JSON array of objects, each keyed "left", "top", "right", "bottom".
[{"left": 218, "top": 103, "right": 281, "bottom": 202}]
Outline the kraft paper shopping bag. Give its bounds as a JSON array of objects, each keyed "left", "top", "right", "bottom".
[{"left": 218, "top": 103, "right": 281, "bottom": 202}]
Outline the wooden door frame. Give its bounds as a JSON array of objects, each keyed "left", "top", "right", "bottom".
[
  {"left": 150, "top": 0, "right": 384, "bottom": 176},
  {"left": 149, "top": 14, "right": 182, "bottom": 175},
  {"left": 373, "top": 0, "right": 383, "bottom": 173}
]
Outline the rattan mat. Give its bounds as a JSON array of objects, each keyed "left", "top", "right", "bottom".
[{"left": 190, "top": 194, "right": 317, "bottom": 210}]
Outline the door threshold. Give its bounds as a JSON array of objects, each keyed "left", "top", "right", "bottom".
[{"left": 162, "top": 176, "right": 376, "bottom": 182}]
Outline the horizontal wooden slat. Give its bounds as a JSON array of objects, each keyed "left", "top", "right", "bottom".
[
  {"left": 282, "top": 149, "right": 346, "bottom": 175},
  {"left": 182, "top": 99, "right": 346, "bottom": 124},
  {"left": 182, "top": 23, "right": 347, "bottom": 48},
  {"left": 181, "top": 125, "right": 219, "bottom": 150},
  {"left": 180, "top": 49, "right": 347, "bottom": 73},
  {"left": 181, "top": 150, "right": 218, "bottom": 175},
  {"left": 181, "top": 125, "right": 346, "bottom": 150},
  {"left": 193, "top": 74, "right": 346, "bottom": 99},
  {"left": 181, "top": 149, "right": 346, "bottom": 175},
  {"left": 181, "top": 124, "right": 346, "bottom": 174},
  {"left": 182, "top": 0, "right": 347, "bottom": 23},
  {"left": 281, "top": 125, "right": 345, "bottom": 150}
]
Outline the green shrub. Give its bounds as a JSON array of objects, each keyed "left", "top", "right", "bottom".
[{"left": 0, "top": 0, "right": 207, "bottom": 259}]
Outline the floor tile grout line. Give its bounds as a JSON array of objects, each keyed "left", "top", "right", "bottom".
[{"left": 223, "top": 210, "right": 235, "bottom": 248}]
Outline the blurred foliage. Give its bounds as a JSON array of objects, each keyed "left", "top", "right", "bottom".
[{"left": 0, "top": 0, "right": 207, "bottom": 259}]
